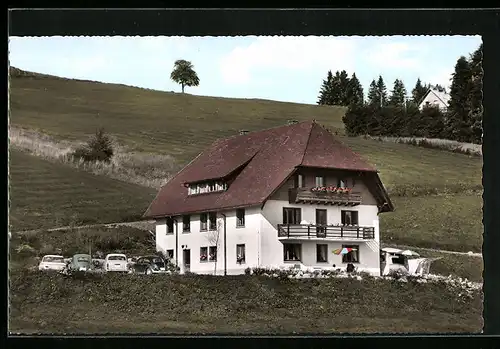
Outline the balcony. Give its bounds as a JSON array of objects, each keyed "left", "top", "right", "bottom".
[
  {"left": 289, "top": 188, "right": 362, "bottom": 206},
  {"left": 277, "top": 224, "right": 375, "bottom": 240}
]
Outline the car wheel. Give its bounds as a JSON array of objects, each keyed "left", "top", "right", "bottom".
[{"left": 145, "top": 268, "right": 152, "bottom": 275}]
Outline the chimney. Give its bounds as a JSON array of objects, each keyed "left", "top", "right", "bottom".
[
  {"left": 239, "top": 130, "right": 249, "bottom": 135},
  {"left": 287, "top": 119, "right": 298, "bottom": 125}
]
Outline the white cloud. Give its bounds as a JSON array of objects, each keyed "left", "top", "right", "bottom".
[
  {"left": 367, "top": 42, "right": 425, "bottom": 70},
  {"left": 219, "top": 36, "right": 357, "bottom": 85},
  {"left": 422, "top": 67, "right": 454, "bottom": 90}
]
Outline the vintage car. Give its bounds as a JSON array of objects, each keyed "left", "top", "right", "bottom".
[
  {"left": 104, "top": 253, "right": 128, "bottom": 272},
  {"left": 129, "top": 255, "right": 167, "bottom": 275},
  {"left": 380, "top": 247, "right": 437, "bottom": 276},
  {"left": 38, "top": 255, "right": 66, "bottom": 272},
  {"left": 66, "top": 253, "right": 93, "bottom": 272}
]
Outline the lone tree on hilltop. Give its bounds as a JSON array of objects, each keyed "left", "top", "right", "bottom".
[{"left": 170, "top": 59, "right": 200, "bottom": 93}]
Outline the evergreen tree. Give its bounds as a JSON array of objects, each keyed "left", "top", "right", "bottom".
[
  {"left": 329, "top": 71, "right": 342, "bottom": 105},
  {"left": 445, "top": 56, "right": 473, "bottom": 142},
  {"left": 411, "top": 78, "right": 428, "bottom": 104},
  {"left": 376, "top": 75, "right": 388, "bottom": 107},
  {"left": 469, "top": 44, "right": 483, "bottom": 144},
  {"left": 345, "top": 73, "right": 364, "bottom": 106},
  {"left": 367, "top": 79, "right": 381, "bottom": 107},
  {"left": 338, "top": 70, "right": 350, "bottom": 105},
  {"left": 419, "top": 105, "right": 446, "bottom": 138},
  {"left": 389, "top": 79, "right": 407, "bottom": 107},
  {"left": 317, "top": 70, "right": 334, "bottom": 105},
  {"left": 343, "top": 104, "right": 369, "bottom": 136}
]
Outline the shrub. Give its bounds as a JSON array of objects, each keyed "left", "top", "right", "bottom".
[{"left": 72, "top": 128, "right": 114, "bottom": 163}]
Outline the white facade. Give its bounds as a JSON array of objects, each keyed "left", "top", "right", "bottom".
[
  {"left": 418, "top": 89, "right": 450, "bottom": 111},
  {"left": 155, "top": 199, "right": 381, "bottom": 276}
]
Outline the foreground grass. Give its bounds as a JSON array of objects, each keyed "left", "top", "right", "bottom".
[
  {"left": 9, "top": 150, "right": 156, "bottom": 231},
  {"left": 9, "top": 271, "right": 482, "bottom": 334},
  {"left": 380, "top": 193, "right": 482, "bottom": 253},
  {"left": 9, "top": 69, "right": 346, "bottom": 163}
]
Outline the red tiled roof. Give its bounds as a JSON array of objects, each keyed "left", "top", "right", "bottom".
[{"left": 144, "top": 121, "right": 382, "bottom": 218}]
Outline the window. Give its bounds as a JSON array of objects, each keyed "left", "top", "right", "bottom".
[
  {"left": 341, "top": 210, "right": 359, "bottom": 226},
  {"left": 315, "top": 176, "right": 325, "bottom": 187},
  {"left": 166, "top": 217, "right": 174, "bottom": 234},
  {"left": 209, "top": 246, "right": 217, "bottom": 261},
  {"left": 200, "top": 213, "right": 208, "bottom": 231},
  {"left": 295, "top": 174, "right": 305, "bottom": 188},
  {"left": 188, "top": 181, "right": 228, "bottom": 195},
  {"left": 337, "top": 178, "right": 347, "bottom": 188},
  {"left": 316, "top": 244, "right": 328, "bottom": 263},
  {"left": 342, "top": 244, "right": 359, "bottom": 263},
  {"left": 283, "top": 207, "right": 301, "bottom": 225},
  {"left": 208, "top": 212, "right": 217, "bottom": 231},
  {"left": 200, "top": 247, "right": 208, "bottom": 262},
  {"left": 236, "top": 244, "right": 246, "bottom": 264},
  {"left": 166, "top": 249, "right": 174, "bottom": 259},
  {"left": 182, "top": 215, "right": 191, "bottom": 232},
  {"left": 236, "top": 209, "right": 245, "bottom": 227},
  {"left": 283, "top": 243, "right": 301, "bottom": 261}
]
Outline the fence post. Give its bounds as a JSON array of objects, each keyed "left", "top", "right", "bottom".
[
  {"left": 308, "top": 225, "right": 310, "bottom": 238},
  {"left": 357, "top": 227, "right": 360, "bottom": 239},
  {"left": 341, "top": 226, "right": 343, "bottom": 238},
  {"left": 287, "top": 224, "right": 290, "bottom": 238}
]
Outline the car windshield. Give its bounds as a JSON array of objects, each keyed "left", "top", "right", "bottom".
[
  {"left": 152, "top": 257, "right": 163, "bottom": 263},
  {"left": 108, "top": 255, "right": 126, "bottom": 261},
  {"left": 77, "top": 256, "right": 90, "bottom": 262},
  {"left": 43, "top": 256, "right": 64, "bottom": 263}
]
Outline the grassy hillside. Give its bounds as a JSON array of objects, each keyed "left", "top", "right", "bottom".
[
  {"left": 9, "top": 68, "right": 483, "bottom": 253},
  {"left": 9, "top": 271, "right": 482, "bottom": 334},
  {"left": 382, "top": 194, "right": 483, "bottom": 253},
  {"left": 9, "top": 149, "right": 156, "bottom": 232},
  {"left": 9, "top": 68, "right": 482, "bottom": 194},
  {"left": 9, "top": 68, "right": 346, "bottom": 163}
]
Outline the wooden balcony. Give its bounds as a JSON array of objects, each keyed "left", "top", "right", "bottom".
[
  {"left": 289, "top": 188, "right": 362, "bottom": 206},
  {"left": 277, "top": 224, "right": 375, "bottom": 240}
]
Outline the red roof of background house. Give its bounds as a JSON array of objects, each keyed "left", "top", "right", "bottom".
[{"left": 144, "top": 120, "right": 383, "bottom": 218}]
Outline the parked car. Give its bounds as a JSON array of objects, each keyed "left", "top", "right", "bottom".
[
  {"left": 104, "top": 253, "right": 128, "bottom": 273},
  {"left": 66, "top": 253, "right": 92, "bottom": 272},
  {"left": 38, "top": 255, "right": 66, "bottom": 272},
  {"left": 129, "top": 255, "right": 167, "bottom": 275}
]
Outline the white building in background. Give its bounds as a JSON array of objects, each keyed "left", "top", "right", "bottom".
[
  {"left": 144, "top": 120, "right": 394, "bottom": 276},
  {"left": 418, "top": 88, "right": 450, "bottom": 111}
]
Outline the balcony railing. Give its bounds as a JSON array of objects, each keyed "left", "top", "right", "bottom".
[
  {"left": 277, "top": 224, "right": 375, "bottom": 240},
  {"left": 289, "top": 188, "right": 362, "bottom": 206}
]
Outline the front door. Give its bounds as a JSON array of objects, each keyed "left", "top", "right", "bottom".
[
  {"left": 183, "top": 249, "right": 191, "bottom": 273},
  {"left": 316, "top": 209, "right": 327, "bottom": 237}
]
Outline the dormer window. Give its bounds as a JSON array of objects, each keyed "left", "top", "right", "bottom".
[{"left": 187, "top": 180, "right": 228, "bottom": 195}]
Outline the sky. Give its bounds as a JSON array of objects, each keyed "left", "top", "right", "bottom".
[{"left": 9, "top": 35, "right": 482, "bottom": 105}]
